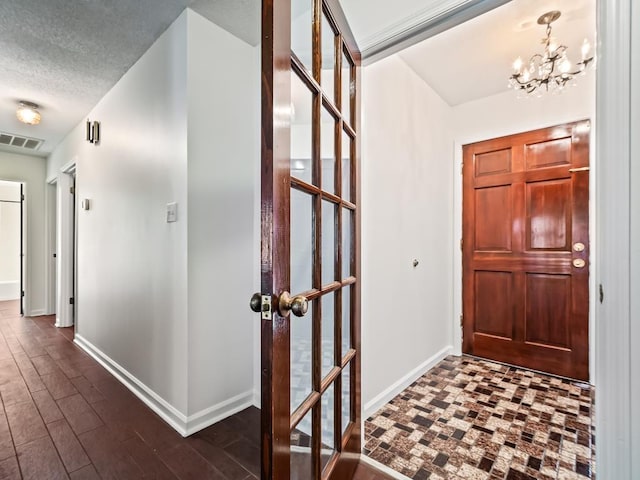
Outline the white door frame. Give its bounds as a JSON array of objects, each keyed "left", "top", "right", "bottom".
[
  {"left": 594, "top": 0, "right": 637, "bottom": 478},
  {"left": 45, "top": 176, "right": 57, "bottom": 315},
  {"left": 0, "top": 179, "right": 25, "bottom": 306},
  {"left": 55, "top": 160, "right": 76, "bottom": 328}
]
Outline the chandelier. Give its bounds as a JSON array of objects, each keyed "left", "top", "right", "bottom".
[{"left": 509, "top": 11, "right": 594, "bottom": 94}]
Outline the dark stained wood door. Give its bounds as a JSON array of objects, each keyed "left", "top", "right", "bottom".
[
  {"left": 462, "top": 121, "right": 590, "bottom": 381},
  {"left": 260, "top": 0, "right": 361, "bottom": 478}
]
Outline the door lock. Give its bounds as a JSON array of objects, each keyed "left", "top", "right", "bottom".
[
  {"left": 572, "top": 258, "right": 586, "bottom": 268},
  {"left": 573, "top": 242, "right": 586, "bottom": 252},
  {"left": 250, "top": 293, "right": 272, "bottom": 320}
]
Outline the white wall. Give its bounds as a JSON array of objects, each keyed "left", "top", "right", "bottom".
[
  {"left": 0, "top": 183, "right": 21, "bottom": 300},
  {"left": 0, "top": 183, "right": 20, "bottom": 279},
  {"left": 631, "top": 0, "right": 640, "bottom": 474},
  {"left": 451, "top": 74, "right": 597, "bottom": 379},
  {"left": 0, "top": 152, "right": 47, "bottom": 314},
  {"left": 48, "top": 12, "right": 190, "bottom": 424},
  {"left": 361, "top": 55, "right": 455, "bottom": 415},
  {"left": 185, "top": 10, "right": 258, "bottom": 424}
]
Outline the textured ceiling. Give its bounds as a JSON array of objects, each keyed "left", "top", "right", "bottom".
[{"left": 0, "top": 0, "right": 196, "bottom": 157}]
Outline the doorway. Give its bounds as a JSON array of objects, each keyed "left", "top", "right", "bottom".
[
  {"left": 462, "top": 121, "right": 591, "bottom": 380},
  {"left": 54, "top": 164, "right": 77, "bottom": 329},
  {"left": 46, "top": 178, "right": 57, "bottom": 316},
  {"left": 0, "top": 180, "right": 24, "bottom": 312}
]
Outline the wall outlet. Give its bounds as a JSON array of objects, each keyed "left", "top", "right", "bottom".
[{"left": 166, "top": 202, "right": 177, "bottom": 223}]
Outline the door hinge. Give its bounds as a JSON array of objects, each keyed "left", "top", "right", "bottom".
[
  {"left": 599, "top": 284, "right": 604, "bottom": 303},
  {"left": 460, "top": 238, "right": 463, "bottom": 251},
  {"left": 461, "top": 162, "right": 464, "bottom": 175},
  {"left": 21, "top": 290, "right": 24, "bottom": 298},
  {"left": 69, "top": 297, "right": 74, "bottom": 305},
  {"left": 21, "top": 194, "right": 24, "bottom": 201},
  {"left": 460, "top": 314, "right": 463, "bottom": 326},
  {"left": 70, "top": 186, "right": 75, "bottom": 195}
]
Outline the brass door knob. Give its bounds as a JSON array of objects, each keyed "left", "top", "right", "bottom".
[
  {"left": 250, "top": 293, "right": 262, "bottom": 312},
  {"left": 278, "top": 291, "right": 308, "bottom": 317}
]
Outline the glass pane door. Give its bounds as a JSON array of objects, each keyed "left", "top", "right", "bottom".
[{"left": 260, "top": 0, "right": 360, "bottom": 477}]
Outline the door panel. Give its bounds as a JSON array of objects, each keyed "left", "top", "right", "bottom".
[
  {"left": 260, "top": 0, "right": 361, "bottom": 478},
  {"left": 525, "top": 136, "right": 572, "bottom": 169},
  {"left": 463, "top": 121, "right": 590, "bottom": 380},
  {"left": 475, "top": 148, "right": 511, "bottom": 176},
  {"left": 525, "top": 273, "right": 571, "bottom": 348},
  {"left": 474, "top": 271, "right": 513, "bottom": 339},
  {"left": 527, "top": 179, "right": 571, "bottom": 250},
  {"left": 475, "top": 186, "right": 512, "bottom": 251}
]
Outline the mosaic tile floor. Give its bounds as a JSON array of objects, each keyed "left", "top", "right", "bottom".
[{"left": 364, "top": 356, "right": 595, "bottom": 480}]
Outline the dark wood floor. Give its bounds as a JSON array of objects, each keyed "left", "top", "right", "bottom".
[{"left": 0, "top": 301, "right": 392, "bottom": 479}]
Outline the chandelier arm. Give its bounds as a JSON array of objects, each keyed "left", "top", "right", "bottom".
[
  {"left": 510, "top": 75, "right": 534, "bottom": 87},
  {"left": 530, "top": 53, "right": 545, "bottom": 64}
]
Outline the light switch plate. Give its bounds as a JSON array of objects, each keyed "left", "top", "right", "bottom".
[{"left": 166, "top": 202, "right": 177, "bottom": 223}]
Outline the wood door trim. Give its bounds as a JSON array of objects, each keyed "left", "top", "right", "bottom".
[{"left": 261, "top": 0, "right": 292, "bottom": 478}]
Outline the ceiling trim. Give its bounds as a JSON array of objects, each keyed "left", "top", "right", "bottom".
[{"left": 361, "top": 0, "right": 512, "bottom": 65}]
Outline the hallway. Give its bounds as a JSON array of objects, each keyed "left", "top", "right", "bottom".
[{"left": 0, "top": 301, "right": 391, "bottom": 479}]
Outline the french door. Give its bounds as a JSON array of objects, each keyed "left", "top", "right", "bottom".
[{"left": 256, "top": 0, "right": 361, "bottom": 478}]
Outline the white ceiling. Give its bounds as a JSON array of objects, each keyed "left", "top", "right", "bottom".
[
  {"left": 340, "top": 0, "right": 475, "bottom": 52},
  {"left": 398, "top": 0, "right": 596, "bottom": 106},
  {"left": 0, "top": 0, "right": 596, "bottom": 158}
]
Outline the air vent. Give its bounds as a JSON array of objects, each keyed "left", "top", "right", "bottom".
[{"left": 0, "top": 132, "right": 43, "bottom": 151}]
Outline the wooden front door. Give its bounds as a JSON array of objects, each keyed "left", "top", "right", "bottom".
[
  {"left": 258, "top": 0, "right": 361, "bottom": 478},
  {"left": 462, "top": 121, "right": 590, "bottom": 381}
]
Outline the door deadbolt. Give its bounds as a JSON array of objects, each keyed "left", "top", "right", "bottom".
[
  {"left": 572, "top": 258, "right": 586, "bottom": 268},
  {"left": 573, "top": 242, "right": 585, "bottom": 252}
]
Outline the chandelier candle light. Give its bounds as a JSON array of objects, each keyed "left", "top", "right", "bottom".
[{"left": 509, "top": 11, "right": 594, "bottom": 95}]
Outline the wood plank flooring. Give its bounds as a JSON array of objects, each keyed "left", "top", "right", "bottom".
[{"left": 0, "top": 301, "right": 392, "bottom": 479}]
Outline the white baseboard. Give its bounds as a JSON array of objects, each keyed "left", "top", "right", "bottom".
[
  {"left": 55, "top": 316, "right": 72, "bottom": 327},
  {"left": 0, "top": 281, "right": 19, "bottom": 302},
  {"left": 252, "top": 390, "right": 261, "bottom": 408},
  {"left": 185, "top": 390, "right": 254, "bottom": 436},
  {"left": 360, "top": 455, "right": 413, "bottom": 479},
  {"left": 74, "top": 334, "right": 253, "bottom": 437},
  {"left": 364, "top": 345, "right": 453, "bottom": 418},
  {"left": 28, "top": 309, "right": 46, "bottom": 317}
]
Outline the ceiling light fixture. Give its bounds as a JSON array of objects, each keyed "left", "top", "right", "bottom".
[
  {"left": 509, "top": 11, "right": 594, "bottom": 95},
  {"left": 16, "top": 101, "right": 42, "bottom": 125}
]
